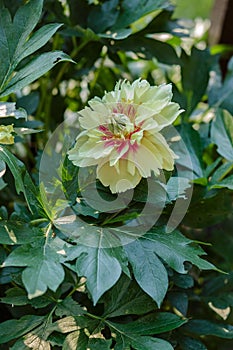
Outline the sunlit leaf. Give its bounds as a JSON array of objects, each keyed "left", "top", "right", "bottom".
[{"left": 3, "top": 236, "right": 66, "bottom": 298}]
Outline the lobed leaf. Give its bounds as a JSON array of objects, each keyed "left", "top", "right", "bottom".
[
  {"left": 144, "top": 227, "right": 216, "bottom": 273},
  {"left": 125, "top": 239, "right": 168, "bottom": 306},
  {"left": 129, "top": 335, "right": 173, "bottom": 350},
  {"left": 103, "top": 274, "right": 157, "bottom": 318},
  {"left": 72, "top": 243, "right": 122, "bottom": 305},
  {"left": 109, "top": 312, "right": 186, "bottom": 335},
  {"left": 3, "top": 236, "right": 66, "bottom": 298},
  {"left": 182, "top": 319, "right": 233, "bottom": 339},
  {"left": 0, "top": 0, "right": 43, "bottom": 90},
  {"left": 0, "top": 315, "right": 45, "bottom": 344},
  {"left": 113, "top": 0, "right": 170, "bottom": 29},
  {"left": 0, "top": 51, "right": 75, "bottom": 97},
  {"left": 0, "top": 220, "right": 44, "bottom": 245},
  {"left": 0, "top": 146, "right": 44, "bottom": 215}
]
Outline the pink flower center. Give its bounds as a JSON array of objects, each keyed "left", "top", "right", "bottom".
[{"left": 98, "top": 103, "right": 143, "bottom": 157}]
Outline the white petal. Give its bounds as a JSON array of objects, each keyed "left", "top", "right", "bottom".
[
  {"left": 132, "top": 79, "right": 150, "bottom": 101},
  {"left": 88, "top": 98, "right": 111, "bottom": 115},
  {"left": 137, "top": 84, "right": 172, "bottom": 108}
]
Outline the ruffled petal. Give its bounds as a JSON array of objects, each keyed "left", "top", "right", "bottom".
[
  {"left": 79, "top": 106, "right": 108, "bottom": 129},
  {"left": 68, "top": 79, "right": 182, "bottom": 193},
  {"left": 153, "top": 103, "right": 184, "bottom": 131}
]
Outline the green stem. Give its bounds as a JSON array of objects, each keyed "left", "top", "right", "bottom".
[
  {"left": 30, "top": 218, "right": 50, "bottom": 225},
  {"left": 43, "top": 222, "right": 53, "bottom": 255}
]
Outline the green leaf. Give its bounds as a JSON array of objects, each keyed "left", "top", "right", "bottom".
[
  {"left": 88, "top": 0, "right": 119, "bottom": 33},
  {"left": 0, "top": 51, "right": 75, "bottom": 97},
  {"left": 103, "top": 274, "right": 157, "bottom": 318},
  {"left": 0, "top": 159, "right": 6, "bottom": 179},
  {"left": 88, "top": 338, "right": 112, "bottom": 350},
  {"left": 1, "top": 287, "right": 28, "bottom": 306},
  {"left": 171, "top": 272, "right": 194, "bottom": 289},
  {"left": 72, "top": 243, "right": 122, "bottom": 305},
  {"left": 0, "top": 287, "right": 51, "bottom": 308},
  {"left": 114, "top": 36, "right": 180, "bottom": 65},
  {"left": 183, "top": 319, "right": 233, "bottom": 339},
  {"left": 0, "top": 220, "right": 44, "bottom": 245},
  {"left": 114, "top": 334, "right": 131, "bottom": 350},
  {"left": 0, "top": 0, "right": 43, "bottom": 90},
  {"left": 55, "top": 296, "right": 85, "bottom": 317},
  {"left": 209, "top": 57, "right": 233, "bottom": 113},
  {"left": 129, "top": 336, "right": 173, "bottom": 350},
  {"left": 145, "top": 227, "right": 216, "bottom": 273},
  {"left": 0, "top": 146, "right": 43, "bottom": 214},
  {"left": 179, "top": 47, "right": 212, "bottom": 116},
  {"left": 113, "top": 0, "right": 169, "bottom": 29},
  {"left": 17, "top": 23, "right": 63, "bottom": 63},
  {"left": 7, "top": 339, "right": 29, "bottom": 350},
  {"left": 168, "top": 291, "right": 188, "bottom": 316},
  {"left": 21, "top": 320, "right": 52, "bottom": 349},
  {"left": 178, "top": 336, "right": 207, "bottom": 350},
  {"left": 125, "top": 239, "right": 168, "bottom": 306},
  {"left": 209, "top": 162, "right": 233, "bottom": 189},
  {"left": 0, "top": 246, "right": 6, "bottom": 265},
  {"left": 3, "top": 236, "right": 65, "bottom": 298},
  {"left": 211, "top": 109, "right": 233, "bottom": 161},
  {"left": 210, "top": 175, "right": 233, "bottom": 190},
  {"left": 183, "top": 189, "right": 232, "bottom": 228},
  {"left": 62, "top": 330, "right": 89, "bottom": 350},
  {"left": 0, "top": 145, "right": 27, "bottom": 194},
  {"left": 174, "top": 124, "right": 204, "bottom": 178},
  {"left": 17, "top": 91, "right": 39, "bottom": 115},
  {"left": 0, "top": 177, "right": 6, "bottom": 190},
  {"left": 166, "top": 177, "right": 191, "bottom": 202},
  {"left": 13, "top": 315, "right": 74, "bottom": 348},
  {"left": 109, "top": 312, "right": 186, "bottom": 335},
  {"left": 99, "top": 28, "right": 132, "bottom": 40},
  {"left": 0, "top": 315, "right": 45, "bottom": 344},
  {"left": 204, "top": 157, "right": 222, "bottom": 178},
  {"left": 133, "top": 177, "right": 166, "bottom": 204}
]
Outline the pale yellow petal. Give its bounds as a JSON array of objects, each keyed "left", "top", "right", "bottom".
[
  {"left": 153, "top": 103, "right": 184, "bottom": 131},
  {"left": 97, "top": 159, "right": 141, "bottom": 193},
  {"left": 145, "top": 132, "right": 177, "bottom": 171},
  {"left": 132, "top": 79, "right": 150, "bottom": 101},
  {"left": 79, "top": 107, "right": 108, "bottom": 129},
  {"left": 133, "top": 142, "right": 162, "bottom": 177}
]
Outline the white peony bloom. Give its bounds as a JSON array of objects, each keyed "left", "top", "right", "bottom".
[{"left": 68, "top": 79, "right": 183, "bottom": 193}]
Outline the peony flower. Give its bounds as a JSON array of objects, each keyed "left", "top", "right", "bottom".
[
  {"left": 68, "top": 79, "right": 183, "bottom": 193},
  {"left": 0, "top": 125, "right": 14, "bottom": 144}
]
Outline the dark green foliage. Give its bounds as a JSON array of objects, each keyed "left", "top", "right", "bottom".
[{"left": 0, "top": 1, "right": 233, "bottom": 349}]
